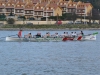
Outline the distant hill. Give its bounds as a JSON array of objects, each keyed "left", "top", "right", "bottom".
[{"left": 74, "top": 0, "right": 100, "bottom": 9}]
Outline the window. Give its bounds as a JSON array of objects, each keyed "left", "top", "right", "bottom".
[
  {"left": 73, "top": 4, "right": 76, "bottom": 6},
  {"left": 31, "top": 11, "right": 33, "bottom": 13},
  {"left": 21, "top": 5, "right": 23, "bottom": 7},
  {"left": 49, "top": 7, "right": 50, "bottom": 9},
  {"left": 2, "top": 4, "right": 4, "bottom": 5},
  {"left": 72, "top": 9, "right": 74, "bottom": 11},
  {"left": 41, "top": 12, "right": 43, "bottom": 15},
  {"left": 51, "top": 13, "right": 53, "bottom": 16},
  {"left": 27, "top": 11, "right": 29, "bottom": 13},
  {"left": 7, "top": 9, "right": 11, "bottom": 12},
  {"left": 8, "top": 4, "right": 10, "bottom": 6},
  {"left": 41, "top": 7, "right": 43, "bottom": 9},
  {"left": 21, "top": 10, "right": 23, "bottom": 12},
  {"left": 38, "top": 12, "right": 41, "bottom": 15},
  {"left": 69, "top": 9, "right": 71, "bottom": 12},
  {"left": 17, "top": 10, "right": 19, "bottom": 12},
  {"left": 17, "top": 5, "right": 20, "bottom": 7},
  {"left": 64, "top": 8, "right": 66, "bottom": 10},
  {"left": 64, "top": 3, "right": 66, "bottom": 5},
  {"left": 37, "top": 7, "right": 39, "bottom": 9},
  {"left": 0, "top": 9, "right": 2, "bottom": 12}
]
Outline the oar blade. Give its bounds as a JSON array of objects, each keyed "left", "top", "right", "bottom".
[{"left": 93, "top": 32, "right": 98, "bottom": 35}]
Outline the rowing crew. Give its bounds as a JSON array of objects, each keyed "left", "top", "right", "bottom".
[{"left": 18, "top": 30, "right": 84, "bottom": 38}]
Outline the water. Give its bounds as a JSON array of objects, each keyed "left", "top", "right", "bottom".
[{"left": 0, "top": 30, "right": 100, "bottom": 75}]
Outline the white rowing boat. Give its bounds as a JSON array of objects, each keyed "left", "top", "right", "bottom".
[
  {"left": 6, "top": 37, "right": 63, "bottom": 42},
  {"left": 5, "top": 32, "right": 97, "bottom": 42}
]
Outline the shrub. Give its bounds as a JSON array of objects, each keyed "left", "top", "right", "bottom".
[{"left": 7, "top": 18, "right": 15, "bottom": 24}]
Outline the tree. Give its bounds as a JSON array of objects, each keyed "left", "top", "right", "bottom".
[
  {"left": 62, "top": 13, "right": 72, "bottom": 20},
  {"left": 18, "top": 16, "right": 26, "bottom": 20},
  {"left": 48, "top": 16, "right": 57, "bottom": 21},
  {"left": 9, "top": 12, "right": 14, "bottom": 16},
  {"left": 0, "top": 13, "right": 6, "bottom": 21},
  {"left": 7, "top": 18, "right": 15, "bottom": 24},
  {"left": 62, "top": 13, "right": 77, "bottom": 22},
  {"left": 71, "top": 12, "right": 77, "bottom": 23}
]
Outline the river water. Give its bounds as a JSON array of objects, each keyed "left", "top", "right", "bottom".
[{"left": 0, "top": 30, "right": 100, "bottom": 75}]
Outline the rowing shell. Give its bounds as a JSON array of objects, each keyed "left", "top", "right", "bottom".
[
  {"left": 5, "top": 34, "right": 97, "bottom": 42},
  {"left": 6, "top": 37, "right": 63, "bottom": 42}
]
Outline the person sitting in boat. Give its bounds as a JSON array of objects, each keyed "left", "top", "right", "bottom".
[
  {"left": 54, "top": 33, "right": 59, "bottom": 38},
  {"left": 72, "top": 32, "right": 77, "bottom": 37},
  {"left": 43, "top": 32, "right": 50, "bottom": 38},
  {"left": 74, "top": 32, "right": 77, "bottom": 36},
  {"left": 35, "top": 32, "right": 41, "bottom": 38},
  {"left": 51, "top": 32, "right": 59, "bottom": 38},
  {"left": 18, "top": 29, "right": 22, "bottom": 38},
  {"left": 24, "top": 32, "right": 32, "bottom": 38},
  {"left": 61, "top": 32, "right": 68, "bottom": 37},
  {"left": 70, "top": 32, "right": 74, "bottom": 37},
  {"left": 80, "top": 31, "right": 84, "bottom": 36}
]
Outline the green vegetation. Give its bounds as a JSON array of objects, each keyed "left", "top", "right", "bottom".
[
  {"left": 0, "top": 13, "right": 6, "bottom": 21},
  {"left": 6, "top": 18, "right": 15, "bottom": 24},
  {"left": 2, "top": 24, "right": 100, "bottom": 29}
]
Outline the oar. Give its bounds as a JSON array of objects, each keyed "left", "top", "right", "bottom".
[
  {"left": 8, "top": 34, "right": 18, "bottom": 37},
  {"left": 93, "top": 32, "right": 98, "bottom": 35},
  {"left": 0, "top": 34, "right": 18, "bottom": 39}
]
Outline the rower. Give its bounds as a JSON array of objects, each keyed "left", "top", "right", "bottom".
[
  {"left": 62, "top": 32, "right": 68, "bottom": 37},
  {"left": 70, "top": 32, "right": 74, "bottom": 37},
  {"left": 44, "top": 32, "right": 50, "bottom": 38},
  {"left": 24, "top": 32, "right": 32, "bottom": 38},
  {"left": 51, "top": 32, "right": 58, "bottom": 38},
  {"left": 72, "top": 32, "right": 77, "bottom": 37},
  {"left": 80, "top": 31, "right": 84, "bottom": 36},
  {"left": 35, "top": 32, "right": 41, "bottom": 38}
]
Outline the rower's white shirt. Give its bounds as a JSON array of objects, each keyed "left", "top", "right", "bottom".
[
  {"left": 62, "top": 33, "right": 67, "bottom": 36},
  {"left": 72, "top": 33, "right": 77, "bottom": 36}
]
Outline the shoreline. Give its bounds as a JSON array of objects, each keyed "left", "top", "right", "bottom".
[{"left": 0, "top": 28, "right": 100, "bottom": 31}]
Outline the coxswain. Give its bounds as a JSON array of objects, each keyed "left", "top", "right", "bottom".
[{"left": 18, "top": 29, "right": 22, "bottom": 38}]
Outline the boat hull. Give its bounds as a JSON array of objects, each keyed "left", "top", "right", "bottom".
[
  {"left": 5, "top": 34, "right": 96, "bottom": 42},
  {"left": 6, "top": 37, "right": 63, "bottom": 42}
]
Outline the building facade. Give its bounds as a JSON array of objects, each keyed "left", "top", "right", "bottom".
[{"left": 0, "top": 0, "right": 93, "bottom": 20}]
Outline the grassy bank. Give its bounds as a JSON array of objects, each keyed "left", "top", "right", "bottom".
[{"left": 1, "top": 24, "right": 100, "bottom": 30}]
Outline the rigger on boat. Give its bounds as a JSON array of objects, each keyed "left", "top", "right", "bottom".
[{"left": 5, "top": 32, "right": 98, "bottom": 42}]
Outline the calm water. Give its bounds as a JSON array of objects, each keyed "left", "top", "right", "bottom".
[{"left": 0, "top": 30, "right": 100, "bottom": 75}]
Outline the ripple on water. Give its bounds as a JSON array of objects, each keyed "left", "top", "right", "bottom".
[{"left": 0, "top": 30, "right": 100, "bottom": 75}]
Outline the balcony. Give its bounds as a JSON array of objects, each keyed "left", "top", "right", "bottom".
[{"left": 34, "top": 14, "right": 43, "bottom": 16}]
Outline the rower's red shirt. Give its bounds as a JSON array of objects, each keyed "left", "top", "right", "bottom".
[{"left": 18, "top": 30, "right": 22, "bottom": 37}]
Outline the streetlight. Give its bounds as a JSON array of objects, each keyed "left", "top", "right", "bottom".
[
  {"left": 36, "top": 11, "right": 38, "bottom": 21},
  {"left": 98, "top": 9, "right": 100, "bottom": 24},
  {"left": 46, "top": 8, "right": 47, "bottom": 24},
  {"left": 84, "top": 6, "right": 86, "bottom": 24}
]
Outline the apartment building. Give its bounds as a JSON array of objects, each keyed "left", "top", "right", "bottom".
[{"left": 0, "top": 0, "right": 93, "bottom": 20}]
